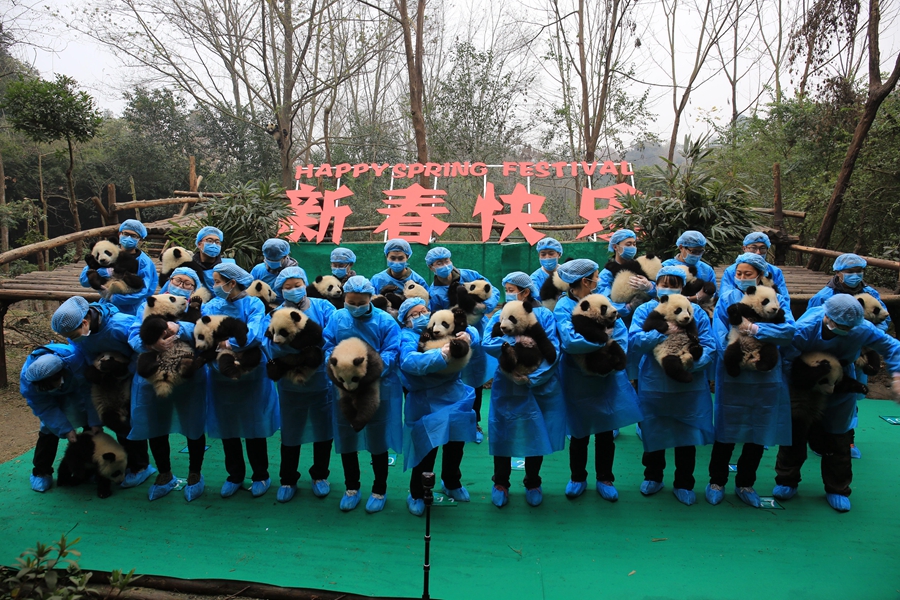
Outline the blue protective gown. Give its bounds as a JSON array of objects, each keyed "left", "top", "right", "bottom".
[
  {"left": 69, "top": 304, "right": 137, "bottom": 366},
  {"left": 371, "top": 268, "right": 429, "bottom": 295},
  {"left": 21, "top": 344, "right": 99, "bottom": 436},
  {"left": 482, "top": 306, "right": 567, "bottom": 457},
  {"left": 398, "top": 326, "right": 479, "bottom": 470},
  {"left": 126, "top": 300, "right": 208, "bottom": 440},
  {"left": 806, "top": 279, "right": 891, "bottom": 332},
  {"left": 201, "top": 294, "right": 280, "bottom": 439},
  {"left": 264, "top": 298, "right": 336, "bottom": 447},
  {"left": 80, "top": 250, "right": 159, "bottom": 316},
  {"left": 429, "top": 268, "right": 500, "bottom": 388},
  {"left": 322, "top": 306, "right": 403, "bottom": 455},
  {"left": 192, "top": 253, "right": 236, "bottom": 293},
  {"left": 628, "top": 300, "right": 716, "bottom": 453},
  {"left": 554, "top": 294, "right": 643, "bottom": 437},
  {"left": 783, "top": 307, "right": 900, "bottom": 434},
  {"left": 712, "top": 290, "right": 796, "bottom": 446},
  {"left": 596, "top": 265, "right": 658, "bottom": 328},
  {"left": 249, "top": 257, "right": 299, "bottom": 304},
  {"left": 719, "top": 263, "right": 789, "bottom": 298},
  {"left": 661, "top": 257, "right": 717, "bottom": 285},
  {"left": 529, "top": 267, "right": 552, "bottom": 301}
]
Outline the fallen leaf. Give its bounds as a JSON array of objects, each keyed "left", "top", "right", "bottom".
[
  {"left": 628, "top": 570, "right": 636, "bottom": 576},
  {"left": 651, "top": 538, "right": 667, "bottom": 542}
]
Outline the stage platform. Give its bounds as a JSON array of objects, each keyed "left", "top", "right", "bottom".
[{"left": 2, "top": 397, "right": 899, "bottom": 600}]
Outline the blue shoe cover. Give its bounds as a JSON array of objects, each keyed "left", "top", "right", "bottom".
[
  {"left": 565, "top": 480, "right": 586, "bottom": 498},
  {"left": 735, "top": 486, "right": 761, "bottom": 508},
  {"left": 612, "top": 429, "right": 619, "bottom": 439},
  {"left": 635, "top": 423, "right": 643, "bottom": 440},
  {"left": 772, "top": 484, "right": 797, "bottom": 500},
  {"left": 184, "top": 475, "right": 205, "bottom": 502},
  {"left": 810, "top": 449, "right": 821, "bottom": 457},
  {"left": 850, "top": 444, "right": 861, "bottom": 459},
  {"left": 30, "top": 474, "right": 52, "bottom": 493},
  {"left": 340, "top": 490, "right": 360, "bottom": 511},
  {"left": 220, "top": 480, "right": 242, "bottom": 498},
  {"left": 475, "top": 425, "right": 484, "bottom": 444},
  {"left": 277, "top": 485, "right": 296, "bottom": 503},
  {"left": 121, "top": 465, "right": 157, "bottom": 488},
  {"left": 525, "top": 486, "right": 543, "bottom": 507},
  {"left": 311, "top": 479, "right": 331, "bottom": 498},
  {"left": 251, "top": 478, "right": 271, "bottom": 498},
  {"left": 148, "top": 474, "right": 178, "bottom": 501},
  {"left": 705, "top": 483, "right": 724, "bottom": 505},
  {"left": 441, "top": 481, "right": 470, "bottom": 502},
  {"left": 491, "top": 485, "right": 509, "bottom": 508},
  {"left": 365, "top": 492, "right": 386, "bottom": 513},
  {"left": 673, "top": 487, "right": 696, "bottom": 506},
  {"left": 826, "top": 493, "right": 851, "bottom": 512},
  {"left": 596, "top": 481, "right": 619, "bottom": 502},
  {"left": 640, "top": 480, "right": 664, "bottom": 496},
  {"left": 407, "top": 494, "right": 425, "bottom": 516}
]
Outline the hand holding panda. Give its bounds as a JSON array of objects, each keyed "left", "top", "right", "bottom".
[
  {"left": 722, "top": 285, "right": 786, "bottom": 377},
  {"left": 642, "top": 294, "right": 704, "bottom": 383}
]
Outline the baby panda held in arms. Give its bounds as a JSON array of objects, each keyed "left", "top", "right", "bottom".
[{"left": 642, "top": 294, "right": 704, "bottom": 383}]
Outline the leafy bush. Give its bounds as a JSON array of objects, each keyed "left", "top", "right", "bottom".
[{"left": 604, "top": 135, "right": 761, "bottom": 265}]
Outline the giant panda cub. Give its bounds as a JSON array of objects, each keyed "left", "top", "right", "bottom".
[
  {"left": 417, "top": 307, "right": 471, "bottom": 374},
  {"left": 160, "top": 246, "right": 206, "bottom": 286},
  {"left": 855, "top": 293, "right": 888, "bottom": 376},
  {"left": 83, "top": 239, "right": 145, "bottom": 297},
  {"left": 790, "top": 352, "right": 868, "bottom": 421},
  {"left": 265, "top": 308, "right": 325, "bottom": 384},
  {"left": 192, "top": 315, "right": 262, "bottom": 380},
  {"left": 605, "top": 254, "right": 663, "bottom": 305},
  {"left": 641, "top": 294, "right": 704, "bottom": 383},
  {"left": 327, "top": 337, "right": 384, "bottom": 431},
  {"left": 404, "top": 281, "right": 430, "bottom": 304},
  {"left": 491, "top": 301, "right": 557, "bottom": 377},
  {"left": 452, "top": 280, "right": 493, "bottom": 325},
  {"left": 137, "top": 294, "right": 205, "bottom": 397},
  {"left": 247, "top": 279, "right": 278, "bottom": 314},
  {"left": 679, "top": 265, "right": 717, "bottom": 318},
  {"left": 57, "top": 431, "right": 128, "bottom": 499},
  {"left": 539, "top": 270, "right": 569, "bottom": 311},
  {"left": 722, "top": 285, "right": 786, "bottom": 377},
  {"left": 84, "top": 351, "right": 133, "bottom": 435},
  {"left": 570, "top": 294, "right": 627, "bottom": 375},
  {"left": 308, "top": 275, "right": 344, "bottom": 309}
]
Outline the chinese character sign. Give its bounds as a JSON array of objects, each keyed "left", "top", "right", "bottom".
[
  {"left": 282, "top": 183, "right": 353, "bottom": 244},
  {"left": 373, "top": 184, "right": 449, "bottom": 245}
]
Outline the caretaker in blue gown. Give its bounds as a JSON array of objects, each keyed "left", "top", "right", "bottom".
[
  {"left": 203, "top": 263, "right": 280, "bottom": 499},
  {"left": 397, "top": 297, "right": 478, "bottom": 516},
  {"left": 774, "top": 294, "right": 900, "bottom": 512},
  {"left": 661, "top": 230, "right": 717, "bottom": 289},
  {"left": 706, "top": 253, "right": 796, "bottom": 508},
  {"left": 127, "top": 267, "right": 208, "bottom": 502},
  {"left": 529, "top": 237, "right": 563, "bottom": 300},
  {"left": 192, "top": 226, "right": 236, "bottom": 292},
  {"left": 329, "top": 247, "right": 357, "bottom": 284},
  {"left": 597, "top": 229, "right": 657, "bottom": 327},
  {"left": 718, "top": 232, "right": 788, "bottom": 298},
  {"left": 370, "top": 238, "right": 428, "bottom": 294},
  {"left": 249, "top": 238, "right": 299, "bottom": 304},
  {"left": 628, "top": 265, "right": 716, "bottom": 506},
  {"left": 322, "top": 275, "right": 402, "bottom": 514},
  {"left": 265, "top": 266, "right": 336, "bottom": 504},
  {"left": 553, "top": 261, "right": 642, "bottom": 502},
  {"left": 483, "top": 282, "right": 565, "bottom": 509}
]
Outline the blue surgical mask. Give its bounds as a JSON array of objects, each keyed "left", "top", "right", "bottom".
[
  {"left": 657, "top": 287, "right": 680, "bottom": 297},
  {"left": 683, "top": 253, "right": 701, "bottom": 266},
  {"left": 204, "top": 242, "right": 221, "bottom": 258},
  {"left": 168, "top": 285, "right": 192, "bottom": 299},
  {"left": 347, "top": 303, "right": 370, "bottom": 318},
  {"left": 842, "top": 273, "right": 863, "bottom": 287},
  {"left": 435, "top": 264, "right": 453, "bottom": 279},
  {"left": 389, "top": 261, "right": 407, "bottom": 273},
  {"left": 505, "top": 291, "right": 519, "bottom": 304},
  {"left": 735, "top": 278, "right": 757, "bottom": 292},
  {"left": 620, "top": 246, "right": 637, "bottom": 260},
  {"left": 119, "top": 235, "right": 138, "bottom": 250},
  {"left": 410, "top": 314, "right": 430, "bottom": 332},
  {"left": 265, "top": 259, "right": 283, "bottom": 270},
  {"left": 825, "top": 320, "right": 850, "bottom": 336},
  {"left": 332, "top": 267, "right": 348, "bottom": 279},
  {"left": 283, "top": 288, "right": 307, "bottom": 304},
  {"left": 213, "top": 283, "right": 231, "bottom": 299},
  {"left": 540, "top": 258, "right": 558, "bottom": 271}
]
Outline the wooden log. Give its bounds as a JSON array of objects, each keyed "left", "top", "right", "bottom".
[
  {"left": 0, "top": 290, "right": 100, "bottom": 301},
  {"left": 112, "top": 197, "right": 202, "bottom": 210},
  {"left": 174, "top": 190, "right": 226, "bottom": 197},
  {"left": 750, "top": 207, "right": 806, "bottom": 219},
  {"left": 0, "top": 225, "right": 119, "bottom": 266},
  {"left": 107, "top": 183, "right": 118, "bottom": 225},
  {"left": 791, "top": 245, "right": 900, "bottom": 271},
  {"left": 89, "top": 196, "right": 110, "bottom": 223},
  {"left": 0, "top": 302, "right": 8, "bottom": 386}
]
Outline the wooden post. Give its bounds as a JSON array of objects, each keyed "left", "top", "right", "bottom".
[
  {"left": 107, "top": 184, "right": 119, "bottom": 225},
  {"left": 178, "top": 156, "right": 197, "bottom": 217},
  {"left": 773, "top": 163, "right": 787, "bottom": 266},
  {"left": 0, "top": 301, "right": 10, "bottom": 387}
]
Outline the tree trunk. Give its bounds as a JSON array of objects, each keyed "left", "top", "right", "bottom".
[
  {"left": 398, "top": 0, "right": 429, "bottom": 187},
  {"left": 65, "top": 136, "right": 84, "bottom": 256},
  {"left": 0, "top": 150, "right": 7, "bottom": 274},
  {"left": 39, "top": 154, "right": 49, "bottom": 267}
]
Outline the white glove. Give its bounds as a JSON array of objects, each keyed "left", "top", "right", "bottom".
[
  {"left": 512, "top": 373, "right": 530, "bottom": 385},
  {"left": 665, "top": 322, "right": 680, "bottom": 335},
  {"left": 739, "top": 318, "right": 759, "bottom": 336},
  {"left": 455, "top": 331, "right": 472, "bottom": 344},
  {"left": 629, "top": 276, "right": 652, "bottom": 291},
  {"left": 440, "top": 343, "right": 451, "bottom": 360},
  {"left": 694, "top": 289, "right": 709, "bottom": 302}
]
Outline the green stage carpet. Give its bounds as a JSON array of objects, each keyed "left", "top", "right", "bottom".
[{"left": 2, "top": 397, "right": 899, "bottom": 600}]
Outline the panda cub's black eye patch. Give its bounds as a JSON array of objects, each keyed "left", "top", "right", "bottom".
[
  {"left": 441, "top": 321, "right": 449, "bottom": 328},
  {"left": 509, "top": 316, "right": 518, "bottom": 324},
  {"left": 762, "top": 299, "right": 770, "bottom": 305},
  {"left": 674, "top": 308, "right": 682, "bottom": 314}
]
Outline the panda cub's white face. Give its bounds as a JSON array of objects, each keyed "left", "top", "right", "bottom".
[
  {"left": 145, "top": 293, "right": 188, "bottom": 318},
  {"left": 465, "top": 280, "right": 492, "bottom": 299},
  {"left": 656, "top": 294, "right": 694, "bottom": 326},
  {"left": 499, "top": 301, "right": 536, "bottom": 335},
  {"left": 405, "top": 281, "right": 429, "bottom": 300},
  {"left": 427, "top": 310, "right": 456, "bottom": 339},
  {"left": 92, "top": 240, "right": 119, "bottom": 267},
  {"left": 574, "top": 294, "right": 618, "bottom": 324},
  {"left": 855, "top": 293, "right": 887, "bottom": 325},
  {"left": 267, "top": 308, "right": 308, "bottom": 344},
  {"left": 193, "top": 315, "right": 221, "bottom": 352},
  {"left": 315, "top": 276, "right": 343, "bottom": 298},
  {"left": 741, "top": 285, "right": 781, "bottom": 319}
]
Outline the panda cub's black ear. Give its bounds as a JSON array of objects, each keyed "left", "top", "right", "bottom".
[
  {"left": 746, "top": 286, "right": 758, "bottom": 295},
  {"left": 147, "top": 296, "right": 157, "bottom": 307},
  {"left": 659, "top": 295, "right": 670, "bottom": 304},
  {"left": 580, "top": 300, "right": 591, "bottom": 311},
  {"left": 523, "top": 302, "right": 534, "bottom": 314},
  {"left": 315, "top": 276, "right": 324, "bottom": 283},
  {"left": 857, "top": 298, "right": 865, "bottom": 307},
  {"left": 201, "top": 315, "right": 212, "bottom": 324},
  {"left": 289, "top": 311, "right": 302, "bottom": 323}
]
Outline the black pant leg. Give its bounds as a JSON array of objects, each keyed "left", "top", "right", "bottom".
[
  {"left": 148, "top": 436, "right": 171, "bottom": 473},
  {"left": 309, "top": 439, "right": 333, "bottom": 481},
  {"left": 775, "top": 415, "right": 811, "bottom": 488},
  {"left": 595, "top": 431, "right": 616, "bottom": 483},
  {"left": 473, "top": 386, "right": 484, "bottom": 422},
  {"left": 820, "top": 429, "right": 853, "bottom": 496},
  {"left": 734, "top": 443, "right": 765, "bottom": 488},
  {"left": 708, "top": 441, "right": 736, "bottom": 487},
  {"left": 642, "top": 449, "right": 666, "bottom": 483},
  {"left": 523, "top": 456, "right": 544, "bottom": 489},
  {"left": 33, "top": 431, "right": 60, "bottom": 476},
  {"left": 222, "top": 438, "right": 246, "bottom": 483},
  {"left": 187, "top": 435, "right": 206, "bottom": 474},
  {"left": 371, "top": 452, "right": 389, "bottom": 495},
  {"left": 409, "top": 447, "right": 440, "bottom": 500},
  {"left": 280, "top": 444, "right": 301, "bottom": 486},
  {"left": 120, "top": 436, "right": 150, "bottom": 472},
  {"left": 245, "top": 438, "right": 269, "bottom": 481},
  {"left": 673, "top": 446, "right": 697, "bottom": 490},
  {"left": 493, "top": 456, "right": 512, "bottom": 489},
  {"left": 341, "top": 453, "right": 361, "bottom": 491},
  {"left": 568, "top": 436, "right": 589, "bottom": 482},
  {"left": 440, "top": 441, "right": 465, "bottom": 489}
]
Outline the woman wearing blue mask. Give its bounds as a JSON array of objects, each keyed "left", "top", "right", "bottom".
[
  {"left": 329, "top": 247, "right": 357, "bottom": 284},
  {"left": 397, "top": 297, "right": 480, "bottom": 516},
  {"left": 265, "top": 266, "right": 336, "bottom": 503},
  {"left": 719, "top": 232, "right": 789, "bottom": 298},
  {"left": 191, "top": 226, "right": 237, "bottom": 292},
  {"left": 529, "top": 237, "right": 563, "bottom": 300},
  {"left": 250, "top": 239, "right": 299, "bottom": 304},
  {"left": 425, "top": 247, "right": 500, "bottom": 445},
  {"left": 322, "top": 276, "right": 402, "bottom": 514},
  {"left": 661, "top": 231, "right": 717, "bottom": 304},
  {"left": 628, "top": 266, "right": 716, "bottom": 506},
  {"left": 597, "top": 229, "right": 656, "bottom": 327},
  {"left": 204, "top": 263, "right": 280, "bottom": 499},
  {"left": 371, "top": 239, "right": 429, "bottom": 296},
  {"left": 553, "top": 261, "right": 642, "bottom": 502},
  {"left": 705, "top": 253, "right": 796, "bottom": 508},
  {"left": 79, "top": 219, "right": 158, "bottom": 316},
  {"left": 127, "top": 266, "right": 210, "bottom": 502}
]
